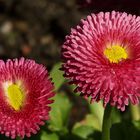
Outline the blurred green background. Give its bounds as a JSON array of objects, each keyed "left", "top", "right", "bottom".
[{"left": 0, "top": 0, "right": 140, "bottom": 140}]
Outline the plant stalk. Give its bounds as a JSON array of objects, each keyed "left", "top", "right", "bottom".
[{"left": 101, "top": 104, "right": 113, "bottom": 140}]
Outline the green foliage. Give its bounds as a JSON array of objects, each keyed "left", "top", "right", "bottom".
[
  {"left": 71, "top": 113, "right": 102, "bottom": 139},
  {"left": 89, "top": 101, "right": 104, "bottom": 128},
  {"left": 72, "top": 124, "right": 101, "bottom": 140},
  {"left": 48, "top": 93, "right": 72, "bottom": 133},
  {"left": 72, "top": 125, "right": 94, "bottom": 139},
  {"left": 50, "top": 63, "right": 65, "bottom": 91},
  {"left": 41, "top": 131, "right": 59, "bottom": 140},
  {"left": 111, "top": 108, "right": 121, "bottom": 124},
  {"left": 73, "top": 114, "right": 101, "bottom": 131}
]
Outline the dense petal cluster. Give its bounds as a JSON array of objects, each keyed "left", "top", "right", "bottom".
[
  {"left": 62, "top": 11, "right": 140, "bottom": 111},
  {"left": 0, "top": 58, "right": 54, "bottom": 139}
]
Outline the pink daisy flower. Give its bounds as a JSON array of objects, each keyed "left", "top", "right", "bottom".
[
  {"left": 62, "top": 11, "right": 140, "bottom": 111},
  {"left": 0, "top": 58, "right": 54, "bottom": 139}
]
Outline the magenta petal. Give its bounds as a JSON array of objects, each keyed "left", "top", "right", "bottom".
[
  {"left": 0, "top": 58, "right": 54, "bottom": 138},
  {"left": 62, "top": 11, "right": 140, "bottom": 111}
]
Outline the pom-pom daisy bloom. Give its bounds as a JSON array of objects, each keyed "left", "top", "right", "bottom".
[
  {"left": 0, "top": 58, "right": 54, "bottom": 139},
  {"left": 62, "top": 11, "right": 140, "bottom": 111}
]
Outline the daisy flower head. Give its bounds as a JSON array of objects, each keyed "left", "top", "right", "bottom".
[
  {"left": 62, "top": 11, "right": 140, "bottom": 111},
  {"left": 0, "top": 58, "right": 54, "bottom": 139}
]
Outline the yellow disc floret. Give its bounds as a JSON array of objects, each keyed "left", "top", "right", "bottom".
[
  {"left": 7, "top": 84, "right": 24, "bottom": 111},
  {"left": 104, "top": 45, "right": 128, "bottom": 63}
]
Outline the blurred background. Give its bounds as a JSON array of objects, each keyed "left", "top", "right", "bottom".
[{"left": 0, "top": 0, "right": 140, "bottom": 140}]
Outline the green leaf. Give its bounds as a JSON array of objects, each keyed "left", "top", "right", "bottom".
[
  {"left": 85, "top": 114, "right": 101, "bottom": 131},
  {"left": 111, "top": 108, "right": 121, "bottom": 124},
  {"left": 133, "top": 120, "right": 140, "bottom": 130},
  {"left": 50, "top": 62, "right": 65, "bottom": 91},
  {"left": 73, "top": 114, "right": 101, "bottom": 131},
  {"left": 72, "top": 125, "right": 94, "bottom": 139},
  {"left": 72, "top": 113, "right": 102, "bottom": 140},
  {"left": 89, "top": 100, "right": 120, "bottom": 128},
  {"left": 89, "top": 101, "right": 104, "bottom": 128},
  {"left": 49, "top": 93, "right": 72, "bottom": 132},
  {"left": 60, "top": 133, "right": 85, "bottom": 140},
  {"left": 41, "top": 131, "right": 59, "bottom": 140}
]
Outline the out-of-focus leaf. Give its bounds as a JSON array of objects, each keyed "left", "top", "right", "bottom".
[
  {"left": 73, "top": 114, "right": 101, "bottom": 131},
  {"left": 60, "top": 133, "right": 85, "bottom": 140},
  {"left": 72, "top": 126, "right": 101, "bottom": 140},
  {"left": 133, "top": 120, "right": 140, "bottom": 130},
  {"left": 111, "top": 121, "right": 140, "bottom": 140},
  {"left": 49, "top": 93, "right": 72, "bottom": 132},
  {"left": 72, "top": 125, "right": 94, "bottom": 139},
  {"left": 89, "top": 101, "right": 104, "bottom": 128},
  {"left": 41, "top": 131, "right": 59, "bottom": 140},
  {"left": 130, "top": 104, "right": 140, "bottom": 121},
  {"left": 72, "top": 113, "right": 102, "bottom": 140},
  {"left": 85, "top": 114, "right": 101, "bottom": 131},
  {"left": 111, "top": 108, "right": 121, "bottom": 124},
  {"left": 89, "top": 100, "right": 121, "bottom": 129},
  {"left": 50, "top": 62, "right": 65, "bottom": 91}
]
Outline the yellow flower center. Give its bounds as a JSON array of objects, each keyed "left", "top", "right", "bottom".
[
  {"left": 6, "top": 84, "right": 24, "bottom": 111},
  {"left": 104, "top": 45, "right": 128, "bottom": 63}
]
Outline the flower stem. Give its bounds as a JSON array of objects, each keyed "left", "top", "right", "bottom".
[
  {"left": 16, "top": 137, "right": 21, "bottom": 140},
  {"left": 130, "top": 104, "right": 140, "bottom": 121},
  {"left": 101, "top": 104, "right": 112, "bottom": 140}
]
